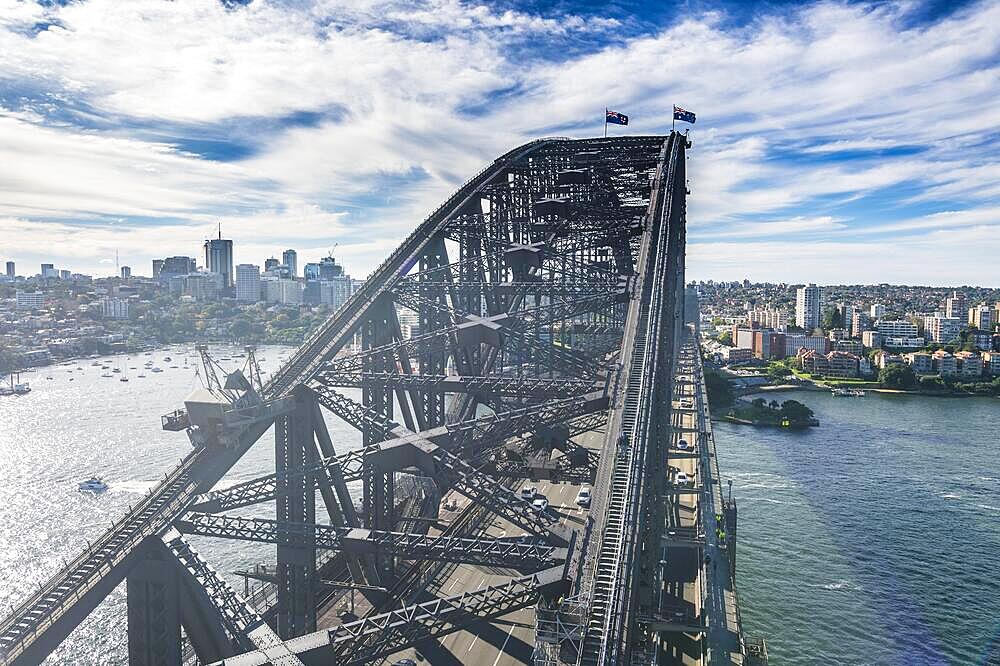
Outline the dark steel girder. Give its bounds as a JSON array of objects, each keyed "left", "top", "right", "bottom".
[
  {"left": 206, "top": 567, "right": 570, "bottom": 666},
  {"left": 174, "top": 513, "right": 564, "bottom": 572},
  {"left": 311, "top": 371, "right": 598, "bottom": 398}
]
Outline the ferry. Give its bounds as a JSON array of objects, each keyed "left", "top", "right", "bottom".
[
  {"left": 0, "top": 382, "right": 31, "bottom": 396},
  {"left": 78, "top": 477, "right": 108, "bottom": 493},
  {"left": 831, "top": 388, "right": 865, "bottom": 397}
]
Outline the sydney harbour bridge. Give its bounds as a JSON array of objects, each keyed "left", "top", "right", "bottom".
[{"left": 0, "top": 133, "right": 766, "bottom": 665}]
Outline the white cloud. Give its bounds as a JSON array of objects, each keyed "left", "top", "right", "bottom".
[{"left": 0, "top": 0, "right": 997, "bottom": 281}]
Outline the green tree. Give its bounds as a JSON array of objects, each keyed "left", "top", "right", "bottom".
[
  {"left": 704, "top": 368, "right": 734, "bottom": 407},
  {"left": 879, "top": 364, "right": 916, "bottom": 389},
  {"left": 231, "top": 317, "right": 252, "bottom": 341},
  {"left": 717, "top": 330, "right": 733, "bottom": 346},
  {"left": 779, "top": 399, "right": 814, "bottom": 422},
  {"left": 0, "top": 347, "right": 25, "bottom": 375},
  {"left": 821, "top": 306, "right": 843, "bottom": 331}
]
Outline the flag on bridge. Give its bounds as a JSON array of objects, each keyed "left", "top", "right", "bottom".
[
  {"left": 605, "top": 109, "right": 629, "bottom": 126},
  {"left": 673, "top": 106, "right": 696, "bottom": 124}
]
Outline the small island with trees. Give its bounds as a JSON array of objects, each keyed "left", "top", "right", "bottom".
[
  {"left": 726, "top": 397, "right": 818, "bottom": 429},
  {"left": 705, "top": 366, "right": 818, "bottom": 429}
]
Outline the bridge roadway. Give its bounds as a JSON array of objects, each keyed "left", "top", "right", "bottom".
[{"left": 378, "top": 428, "right": 605, "bottom": 665}]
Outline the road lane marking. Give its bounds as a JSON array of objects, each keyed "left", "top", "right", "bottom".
[{"left": 491, "top": 624, "right": 517, "bottom": 666}]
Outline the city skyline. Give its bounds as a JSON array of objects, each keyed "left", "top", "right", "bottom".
[{"left": 0, "top": 0, "right": 997, "bottom": 284}]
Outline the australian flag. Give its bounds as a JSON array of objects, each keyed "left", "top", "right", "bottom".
[
  {"left": 606, "top": 109, "right": 629, "bottom": 126},
  {"left": 673, "top": 106, "right": 696, "bottom": 124}
]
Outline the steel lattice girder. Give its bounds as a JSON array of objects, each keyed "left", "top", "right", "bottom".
[
  {"left": 173, "top": 513, "right": 565, "bottom": 572},
  {"left": 187, "top": 391, "right": 608, "bottom": 516},
  {"left": 312, "top": 371, "right": 599, "bottom": 398},
  {"left": 162, "top": 529, "right": 298, "bottom": 661},
  {"left": 206, "top": 567, "right": 570, "bottom": 666},
  {"left": 0, "top": 136, "right": 675, "bottom": 666}
]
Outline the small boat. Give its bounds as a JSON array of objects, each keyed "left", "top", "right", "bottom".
[
  {"left": 163, "top": 356, "right": 172, "bottom": 362},
  {"left": 831, "top": 388, "right": 865, "bottom": 397},
  {"left": 101, "top": 372, "right": 113, "bottom": 378},
  {"left": 137, "top": 373, "right": 146, "bottom": 378},
  {"left": 112, "top": 368, "right": 121, "bottom": 374},
  {"left": 151, "top": 367, "right": 163, "bottom": 373},
  {"left": 78, "top": 477, "right": 108, "bottom": 493}
]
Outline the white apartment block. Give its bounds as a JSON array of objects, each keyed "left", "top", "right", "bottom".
[
  {"left": 795, "top": 284, "right": 822, "bottom": 330},
  {"left": 877, "top": 320, "right": 918, "bottom": 338},
  {"left": 923, "top": 316, "right": 962, "bottom": 343},
  {"left": 15, "top": 290, "right": 44, "bottom": 310},
  {"left": 101, "top": 297, "right": 129, "bottom": 320}
]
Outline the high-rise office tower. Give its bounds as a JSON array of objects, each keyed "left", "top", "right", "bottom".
[
  {"left": 204, "top": 226, "right": 234, "bottom": 288},
  {"left": 282, "top": 249, "right": 297, "bottom": 278},
  {"left": 264, "top": 257, "right": 280, "bottom": 272},
  {"left": 235, "top": 264, "right": 261, "bottom": 302},
  {"left": 5, "top": 261, "right": 14, "bottom": 278},
  {"left": 152, "top": 259, "right": 164, "bottom": 279},
  {"left": 319, "top": 255, "right": 344, "bottom": 280},
  {"left": 161, "top": 256, "right": 196, "bottom": 276},
  {"left": 795, "top": 284, "right": 822, "bottom": 331},
  {"left": 120, "top": 266, "right": 131, "bottom": 280},
  {"left": 41, "top": 263, "right": 56, "bottom": 278}
]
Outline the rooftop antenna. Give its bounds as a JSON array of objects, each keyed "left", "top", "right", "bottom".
[
  {"left": 115, "top": 249, "right": 119, "bottom": 276},
  {"left": 218, "top": 222, "right": 222, "bottom": 240}
]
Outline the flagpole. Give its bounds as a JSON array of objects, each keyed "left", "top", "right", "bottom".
[
  {"left": 604, "top": 107, "right": 607, "bottom": 138},
  {"left": 671, "top": 105, "right": 675, "bottom": 133}
]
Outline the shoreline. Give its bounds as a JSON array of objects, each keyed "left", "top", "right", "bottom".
[{"left": 739, "top": 378, "right": 998, "bottom": 400}]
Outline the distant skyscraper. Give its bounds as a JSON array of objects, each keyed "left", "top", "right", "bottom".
[
  {"left": 303, "top": 262, "right": 321, "bottom": 280},
  {"left": 282, "top": 249, "right": 297, "bottom": 278},
  {"left": 319, "top": 255, "right": 344, "bottom": 280},
  {"left": 41, "top": 263, "right": 56, "bottom": 278},
  {"left": 946, "top": 291, "right": 966, "bottom": 320},
  {"left": 204, "top": 226, "right": 234, "bottom": 288},
  {"left": 161, "top": 256, "right": 196, "bottom": 276},
  {"left": 152, "top": 259, "right": 164, "bottom": 279},
  {"left": 235, "top": 264, "right": 261, "bottom": 302},
  {"left": 120, "top": 266, "right": 131, "bottom": 280},
  {"left": 870, "top": 303, "right": 886, "bottom": 319},
  {"left": 264, "top": 257, "right": 280, "bottom": 272},
  {"left": 5, "top": 261, "right": 14, "bottom": 278},
  {"left": 795, "top": 284, "right": 822, "bottom": 331}
]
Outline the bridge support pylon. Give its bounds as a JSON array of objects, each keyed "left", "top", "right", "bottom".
[
  {"left": 274, "top": 386, "right": 317, "bottom": 639},
  {"left": 127, "top": 542, "right": 182, "bottom": 666}
]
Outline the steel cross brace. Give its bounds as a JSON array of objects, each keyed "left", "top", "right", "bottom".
[
  {"left": 206, "top": 566, "right": 570, "bottom": 666},
  {"left": 174, "top": 513, "right": 565, "bottom": 572}
]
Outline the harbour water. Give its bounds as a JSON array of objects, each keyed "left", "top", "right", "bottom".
[
  {"left": 2, "top": 354, "right": 998, "bottom": 664},
  {"left": 0, "top": 344, "right": 365, "bottom": 664},
  {"left": 715, "top": 390, "right": 1000, "bottom": 666}
]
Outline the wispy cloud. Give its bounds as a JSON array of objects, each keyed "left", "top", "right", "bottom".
[{"left": 0, "top": 0, "right": 997, "bottom": 284}]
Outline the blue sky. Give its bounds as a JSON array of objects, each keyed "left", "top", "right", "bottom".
[{"left": 0, "top": 0, "right": 997, "bottom": 285}]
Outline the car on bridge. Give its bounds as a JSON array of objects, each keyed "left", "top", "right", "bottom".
[
  {"left": 532, "top": 497, "right": 550, "bottom": 514},
  {"left": 576, "top": 487, "right": 592, "bottom": 507},
  {"left": 521, "top": 486, "right": 537, "bottom": 501},
  {"left": 676, "top": 439, "right": 692, "bottom": 451},
  {"left": 674, "top": 471, "right": 693, "bottom": 486}
]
